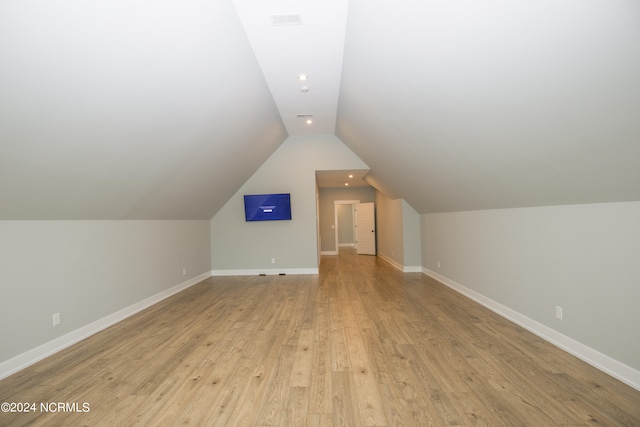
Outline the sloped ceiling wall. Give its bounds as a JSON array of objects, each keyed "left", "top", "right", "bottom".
[
  {"left": 0, "top": 0, "right": 287, "bottom": 220},
  {"left": 337, "top": 0, "right": 640, "bottom": 213},
  {"left": 2, "top": 1, "right": 639, "bottom": 220}
]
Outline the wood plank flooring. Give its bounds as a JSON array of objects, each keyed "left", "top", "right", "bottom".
[{"left": 1, "top": 249, "right": 639, "bottom": 426}]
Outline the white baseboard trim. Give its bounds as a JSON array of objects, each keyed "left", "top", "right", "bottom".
[
  {"left": 422, "top": 268, "right": 640, "bottom": 392},
  {"left": 338, "top": 243, "right": 356, "bottom": 247},
  {"left": 377, "top": 253, "right": 403, "bottom": 271},
  {"left": 211, "top": 268, "right": 319, "bottom": 276},
  {"left": 0, "top": 271, "right": 212, "bottom": 381},
  {"left": 321, "top": 251, "right": 338, "bottom": 256},
  {"left": 377, "top": 253, "right": 422, "bottom": 273}
]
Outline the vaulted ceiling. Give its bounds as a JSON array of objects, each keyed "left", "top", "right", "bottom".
[{"left": 1, "top": 0, "right": 639, "bottom": 219}]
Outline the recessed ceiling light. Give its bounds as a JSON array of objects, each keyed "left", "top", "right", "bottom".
[
  {"left": 300, "top": 86, "right": 309, "bottom": 93},
  {"left": 348, "top": 174, "right": 354, "bottom": 178},
  {"left": 297, "top": 74, "right": 308, "bottom": 81},
  {"left": 297, "top": 114, "right": 313, "bottom": 124},
  {"left": 345, "top": 182, "right": 349, "bottom": 186}
]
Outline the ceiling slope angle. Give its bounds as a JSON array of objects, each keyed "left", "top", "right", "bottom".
[
  {"left": 232, "top": 0, "right": 349, "bottom": 135},
  {"left": 336, "top": 0, "right": 640, "bottom": 214},
  {"left": 0, "top": 0, "right": 287, "bottom": 220}
]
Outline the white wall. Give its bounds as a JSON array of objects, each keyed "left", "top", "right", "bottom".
[
  {"left": 210, "top": 135, "right": 369, "bottom": 274},
  {"left": 0, "top": 220, "right": 211, "bottom": 372},
  {"left": 422, "top": 201, "right": 640, "bottom": 382}
]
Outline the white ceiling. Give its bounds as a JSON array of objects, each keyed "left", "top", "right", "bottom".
[
  {"left": 232, "top": 0, "right": 348, "bottom": 135},
  {"left": 316, "top": 170, "right": 370, "bottom": 189},
  {"left": 0, "top": 0, "right": 286, "bottom": 219},
  {"left": 1, "top": 0, "right": 639, "bottom": 219},
  {"left": 336, "top": 0, "right": 640, "bottom": 212}
]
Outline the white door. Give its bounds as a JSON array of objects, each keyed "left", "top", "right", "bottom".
[{"left": 356, "top": 202, "right": 376, "bottom": 255}]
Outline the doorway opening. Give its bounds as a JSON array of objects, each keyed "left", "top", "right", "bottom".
[
  {"left": 334, "top": 200, "right": 358, "bottom": 254},
  {"left": 333, "top": 200, "right": 376, "bottom": 255}
]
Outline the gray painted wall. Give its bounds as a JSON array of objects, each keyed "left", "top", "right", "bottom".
[
  {"left": 375, "top": 192, "right": 404, "bottom": 265},
  {"left": 422, "top": 201, "right": 640, "bottom": 372},
  {"left": 0, "top": 220, "right": 211, "bottom": 363},
  {"left": 337, "top": 204, "right": 354, "bottom": 245},
  {"left": 318, "top": 187, "right": 375, "bottom": 252},
  {"left": 402, "top": 200, "right": 422, "bottom": 268},
  {"left": 211, "top": 135, "right": 369, "bottom": 272},
  {"left": 376, "top": 192, "right": 422, "bottom": 269}
]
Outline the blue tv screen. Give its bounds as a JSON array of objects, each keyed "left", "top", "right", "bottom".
[{"left": 244, "top": 193, "right": 292, "bottom": 221}]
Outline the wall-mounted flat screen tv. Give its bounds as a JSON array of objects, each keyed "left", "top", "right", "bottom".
[{"left": 244, "top": 193, "right": 292, "bottom": 221}]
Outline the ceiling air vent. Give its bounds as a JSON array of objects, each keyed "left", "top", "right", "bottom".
[{"left": 271, "top": 14, "right": 302, "bottom": 26}]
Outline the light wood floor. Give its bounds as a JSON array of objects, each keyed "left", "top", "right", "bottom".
[{"left": 1, "top": 249, "right": 639, "bottom": 426}]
